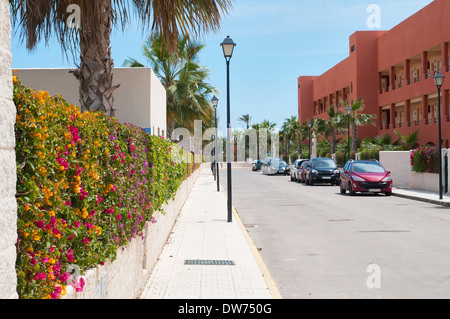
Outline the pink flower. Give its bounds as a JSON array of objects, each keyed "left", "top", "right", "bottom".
[
  {"left": 116, "top": 214, "right": 122, "bottom": 220},
  {"left": 65, "top": 200, "right": 72, "bottom": 206},
  {"left": 60, "top": 272, "right": 71, "bottom": 283},
  {"left": 96, "top": 194, "right": 104, "bottom": 204},
  {"left": 67, "top": 249, "right": 74, "bottom": 262},
  {"left": 34, "top": 273, "right": 46, "bottom": 281}
]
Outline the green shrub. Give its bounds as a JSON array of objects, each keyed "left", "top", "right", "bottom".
[
  {"left": 410, "top": 146, "right": 439, "bottom": 173},
  {"left": 13, "top": 75, "right": 193, "bottom": 299}
]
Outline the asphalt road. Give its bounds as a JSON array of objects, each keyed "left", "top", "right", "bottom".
[{"left": 219, "top": 167, "right": 450, "bottom": 299}]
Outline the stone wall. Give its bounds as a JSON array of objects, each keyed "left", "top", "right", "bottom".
[{"left": 0, "top": 0, "right": 18, "bottom": 299}]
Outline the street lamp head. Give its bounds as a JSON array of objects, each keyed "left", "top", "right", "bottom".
[
  {"left": 346, "top": 106, "right": 352, "bottom": 115},
  {"left": 220, "top": 36, "right": 236, "bottom": 59},
  {"left": 211, "top": 95, "right": 219, "bottom": 108},
  {"left": 308, "top": 121, "right": 312, "bottom": 128},
  {"left": 434, "top": 71, "right": 445, "bottom": 88}
]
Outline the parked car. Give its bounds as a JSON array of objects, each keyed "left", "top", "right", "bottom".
[
  {"left": 278, "top": 160, "right": 290, "bottom": 175},
  {"left": 297, "top": 160, "right": 310, "bottom": 183},
  {"left": 262, "top": 157, "right": 289, "bottom": 175},
  {"left": 340, "top": 160, "right": 393, "bottom": 196},
  {"left": 252, "top": 159, "right": 263, "bottom": 171},
  {"left": 305, "top": 157, "right": 340, "bottom": 186},
  {"left": 290, "top": 159, "right": 308, "bottom": 182}
]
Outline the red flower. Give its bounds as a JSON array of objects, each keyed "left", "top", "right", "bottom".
[{"left": 35, "top": 220, "right": 45, "bottom": 229}]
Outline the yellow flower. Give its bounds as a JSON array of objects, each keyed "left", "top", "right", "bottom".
[
  {"left": 12, "top": 75, "right": 17, "bottom": 84},
  {"left": 33, "top": 235, "right": 40, "bottom": 241},
  {"left": 82, "top": 207, "right": 89, "bottom": 219}
]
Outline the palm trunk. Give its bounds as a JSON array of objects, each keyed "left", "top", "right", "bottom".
[
  {"left": 331, "top": 129, "right": 336, "bottom": 155},
  {"left": 297, "top": 132, "right": 302, "bottom": 156},
  {"left": 352, "top": 122, "right": 358, "bottom": 154},
  {"left": 72, "top": 0, "right": 119, "bottom": 116}
]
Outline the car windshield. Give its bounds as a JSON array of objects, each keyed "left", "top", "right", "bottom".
[
  {"left": 312, "top": 159, "right": 335, "bottom": 168},
  {"left": 352, "top": 162, "right": 385, "bottom": 173},
  {"left": 279, "top": 161, "right": 287, "bottom": 166}
]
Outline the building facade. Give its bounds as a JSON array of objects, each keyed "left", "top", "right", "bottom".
[
  {"left": 17, "top": 68, "right": 167, "bottom": 138},
  {"left": 298, "top": 0, "right": 450, "bottom": 147}
]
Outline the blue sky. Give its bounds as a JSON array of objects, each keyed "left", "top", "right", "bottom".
[{"left": 11, "top": 0, "right": 434, "bottom": 134}]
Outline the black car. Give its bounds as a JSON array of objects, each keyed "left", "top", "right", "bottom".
[
  {"left": 252, "top": 159, "right": 263, "bottom": 171},
  {"left": 305, "top": 157, "right": 340, "bottom": 186}
]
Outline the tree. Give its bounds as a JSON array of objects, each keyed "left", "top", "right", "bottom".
[
  {"left": 124, "top": 34, "right": 217, "bottom": 137},
  {"left": 10, "top": 0, "right": 232, "bottom": 116},
  {"left": 238, "top": 114, "right": 252, "bottom": 130},
  {"left": 395, "top": 129, "right": 420, "bottom": 150},
  {"left": 341, "top": 99, "right": 376, "bottom": 154},
  {"left": 281, "top": 116, "right": 300, "bottom": 160},
  {"left": 324, "top": 106, "right": 347, "bottom": 155}
]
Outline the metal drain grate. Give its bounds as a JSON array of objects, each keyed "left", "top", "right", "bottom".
[{"left": 184, "top": 259, "right": 235, "bottom": 266}]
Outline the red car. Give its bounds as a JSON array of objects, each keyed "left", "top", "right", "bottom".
[
  {"left": 298, "top": 160, "right": 309, "bottom": 183},
  {"left": 340, "top": 160, "right": 393, "bottom": 196}
]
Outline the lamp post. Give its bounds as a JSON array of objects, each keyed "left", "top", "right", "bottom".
[
  {"left": 221, "top": 36, "right": 236, "bottom": 223},
  {"left": 308, "top": 121, "right": 312, "bottom": 159},
  {"left": 346, "top": 106, "right": 352, "bottom": 162},
  {"left": 434, "top": 71, "right": 445, "bottom": 200},
  {"left": 211, "top": 96, "right": 220, "bottom": 192}
]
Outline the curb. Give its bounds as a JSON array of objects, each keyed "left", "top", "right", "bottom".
[{"left": 392, "top": 192, "right": 450, "bottom": 207}]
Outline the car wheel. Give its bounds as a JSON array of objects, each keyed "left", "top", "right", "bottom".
[
  {"left": 309, "top": 176, "right": 314, "bottom": 186},
  {"left": 385, "top": 191, "right": 392, "bottom": 196},
  {"left": 349, "top": 182, "right": 356, "bottom": 196},
  {"left": 340, "top": 181, "right": 346, "bottom": 194}
]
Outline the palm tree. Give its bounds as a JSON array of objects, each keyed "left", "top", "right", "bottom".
[
  {"left": 238, "top": 114, "right": 252, "bottom": 130},
  {"left": 10, "top": 0, "right": 232, "bottom": 116},
  {"left": 326, "top": 106, "right": 347, "bottom": 155},
  {"left": 281, "top": 116, "right": 300, "bottom": 160},
  {"left": 341, "top": 99, "right": 376, "bottom": 154},
  {"left": 395, "top": 129, "right": 420, "bottom": 150},
  {"left": 123, "top": 34, "right": 216, "bottom": 137}
]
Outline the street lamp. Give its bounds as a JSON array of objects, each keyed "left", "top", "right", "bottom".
[
  {"left": 434, "top": 71, "right": 445, "bottom": 200},
  {"left": 221, "top": 36, "right": 236, "bottom": 223},
  {"left": 211, "top": 96, "right": 220, "bottom": 192},
  {"left": 346, "top": 106, "right": 352, "bottom": 162},
  {"left": 308, "top": 121, "right": 312, "bottom": 159}
]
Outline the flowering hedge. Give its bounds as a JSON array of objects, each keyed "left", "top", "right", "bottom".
[
  {"left": 410, "top": 146, "right": 439, "bottom": 173},
  {"left": 14, "top": 75, "right": 193, "bottom": 299}
]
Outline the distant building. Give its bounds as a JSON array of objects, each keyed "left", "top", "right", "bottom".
[
  {"left": 298, "top": 0, "right": 450, "bottom": 146},
  {"left": 17, "top": 67, "right": 167, "bottom": 138}
]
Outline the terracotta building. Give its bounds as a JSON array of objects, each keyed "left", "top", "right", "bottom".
[{"left": 298, "top": 0, "right": 450, "bottom": 147}]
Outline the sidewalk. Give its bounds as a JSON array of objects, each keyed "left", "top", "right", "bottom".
[
  {"left": 393, "top": 187, "right": 450, "bottom": 207},
  {"left": 140, "top": 166, "right": 281, "bottom": 299}
]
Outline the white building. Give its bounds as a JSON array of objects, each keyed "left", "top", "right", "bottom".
[{"left": 16, "top": 67, "right": 167, "bottom": 137}]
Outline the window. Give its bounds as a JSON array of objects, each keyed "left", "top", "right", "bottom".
[{"left": 351, "top": 45, "right": 356, "bottom": 53}]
